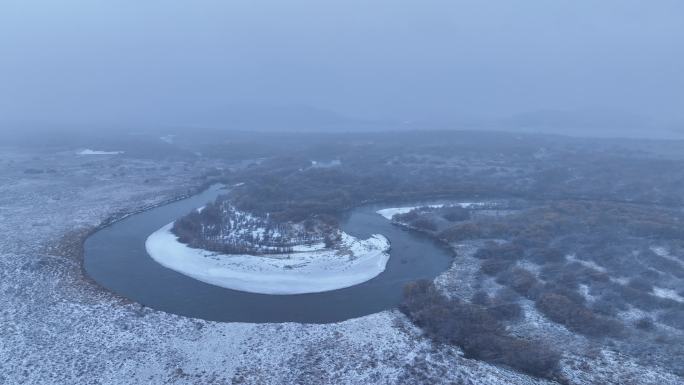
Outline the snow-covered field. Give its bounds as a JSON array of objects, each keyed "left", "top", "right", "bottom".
[
  {"left": 146, "top": 223, "right": 390, "bottom": 294},
  {"left": 77, "top": 149, "right": 124, "bottom": 155},
  {"left": 1, "top": 148, "right": 682, "bottom": 385},
  {"left": 376, "top": 202, "right": 484, "bottom": 220}
]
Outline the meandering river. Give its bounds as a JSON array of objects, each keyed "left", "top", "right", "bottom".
[{"left": 84, "top": 185, "right": 453, "bottom": 323}]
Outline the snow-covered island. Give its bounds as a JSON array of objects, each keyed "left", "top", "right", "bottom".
[{"left": 145, "top": 201, "right": 390, "bottom": 294}]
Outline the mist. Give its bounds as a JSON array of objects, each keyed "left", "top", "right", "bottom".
[
  {"left": 5, "top": 3, "right": 684, "bottom": 382},
  {"left": 1, "top": 0, "right": 683, "bottom": 137}
]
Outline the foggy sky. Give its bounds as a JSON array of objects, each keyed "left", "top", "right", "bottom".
[{"left": 1, "top": 1, "right": 683, "bottom": 133}]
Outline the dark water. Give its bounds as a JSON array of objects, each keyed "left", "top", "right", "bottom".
[{"left": 84, "top": 185, "right": 453, "bottom": 323}]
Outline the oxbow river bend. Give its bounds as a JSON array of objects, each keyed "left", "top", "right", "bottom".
[{"left": 84, "top": 185, "right": 453, "bottom": 323}]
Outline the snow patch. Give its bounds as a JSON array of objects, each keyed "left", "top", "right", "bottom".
[
  {"left": 145, "top": 223, "right": 390, "bottom": 295},
  {"left": 311, "top": 159, "right": 342, "bottom": 168},
  {"left": 376, "top": 202, "right": 483, "bottom": 220},
  {"left": 578, "top": 284, "right": 596, "bottom": 302},
  {"left": 77, "top": 149, "right": 124, "bottom": 155},
  {"left": 566, "top": 254, "right": 607, "bottom": 273},
  {"left": 653, "top": 287, "right": 684, "bottom": 303},
  {"left": 650, "top": 246, "right": 684, "bottom": 267}
]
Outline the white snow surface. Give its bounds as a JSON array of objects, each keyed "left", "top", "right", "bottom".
[
  {"left": 376, "top": 202, "right": 482, "bottom": 220},
  {"left": 77, "top": 149, "right": 124, "bottom": 155},
  {"left": 146, "top": 223, "right": 390, "bottom": 294},
  {"left": 3, "top": 151, "right": 683, "bottom": 385},
  {"left": 651, "top": 246, "right": 684, "bottom": 267},
  {"left": 566, "top": 254, "right": 607, "bottom": 273},
  {"left": 653, "top": 287, "right": 684, "bottom": 303}
]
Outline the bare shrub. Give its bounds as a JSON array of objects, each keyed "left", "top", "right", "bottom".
[
  {"left": 635, "top": 317, "right": 655, "bottom": 330},
  {"left": 442, "top": 206, "right": 470, "bottom": 222},
  {"left": 627, "top": 277, "right": 653, "bottom": 293},
  {"left": 535, "top": 293, "right": 623, "bottom": 337},
  {"left": 528, "top": 247, "right": 566, "bottom": 264},
  {"left": 659, "top": 309, "right": 684, "bottom": 330},
  {"left": 401, "top": 280, "right": 559, "bottom": 379},
  {"left": 411, "top": 217, "right": 438, "bottom": 232},
  {"left": 496, "top": 267, "right": 540, "bottom": 298},
  {"left": 480, "top": 258, "right": 514, "bottom": 276}
]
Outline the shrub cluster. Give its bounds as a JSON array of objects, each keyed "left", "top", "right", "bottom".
[
  {"left": 401, "top": 280, "right": 560, "bottom": 379},
  {"left": 658, "top": 309, "right": 684, "bottom": 330},
  {"left": 441, "top": 206, "right": 470, "bottom": 222},
  {"left": 410, "top": 217, "right": 438, "bottom": 232},
  {"left": 635, "top": 317, "right": 655, "bottom": 330},
  {"left": 472, "top": 290, "right": 523, "bottom": 321},
  {"left": 527, "top": 247, "right": 566, "bottom": 264},
  {"left": 495, "top": 267, "right": 540, "bottom": 298},
  {"left": 394, "top": 209, "right": 439, "bottom": 232},
  {"left": 480, "top": 258, "right": 515, "bottom": 276},
  {"left": 474, "top": 242, "right": 524, "bottom": 261},
  {"left": 535, "top": 292, "right": 624, "bottom": 338}
]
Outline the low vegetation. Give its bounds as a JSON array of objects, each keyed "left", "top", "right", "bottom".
[
  {"left": 167, "top": 130, "right": 684, "bottom": 377},
  {"left": 401, "top": 280, "right": 560, "bottom": 379},
  {"left": 172, "top": 199, "right": 338, "bottom": 254}
]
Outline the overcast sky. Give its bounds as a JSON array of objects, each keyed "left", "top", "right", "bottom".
[{"left": 1, "top": 1, "right": 682, "bottom": 132}]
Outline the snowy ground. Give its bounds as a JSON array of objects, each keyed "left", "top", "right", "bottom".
[
  {"left": 1, "top": 148, "right": 682, "bottom": 384},
  {"left": 376, "top": 202, "right": 485, "bottom": 220},
  {"left": 146, "top": 222, "right": 390, "bottom": 294},
  {"left": 77, "top": 148, "right": 125, "bottom": 155}
]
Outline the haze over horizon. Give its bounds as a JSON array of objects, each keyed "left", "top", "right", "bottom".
[{"left": 1, "top": 1, "right": 683, "bottom": 138}]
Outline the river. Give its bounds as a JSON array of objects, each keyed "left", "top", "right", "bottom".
[{"left": 84, "top": 185, "right": 453, "bottom": 323}]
